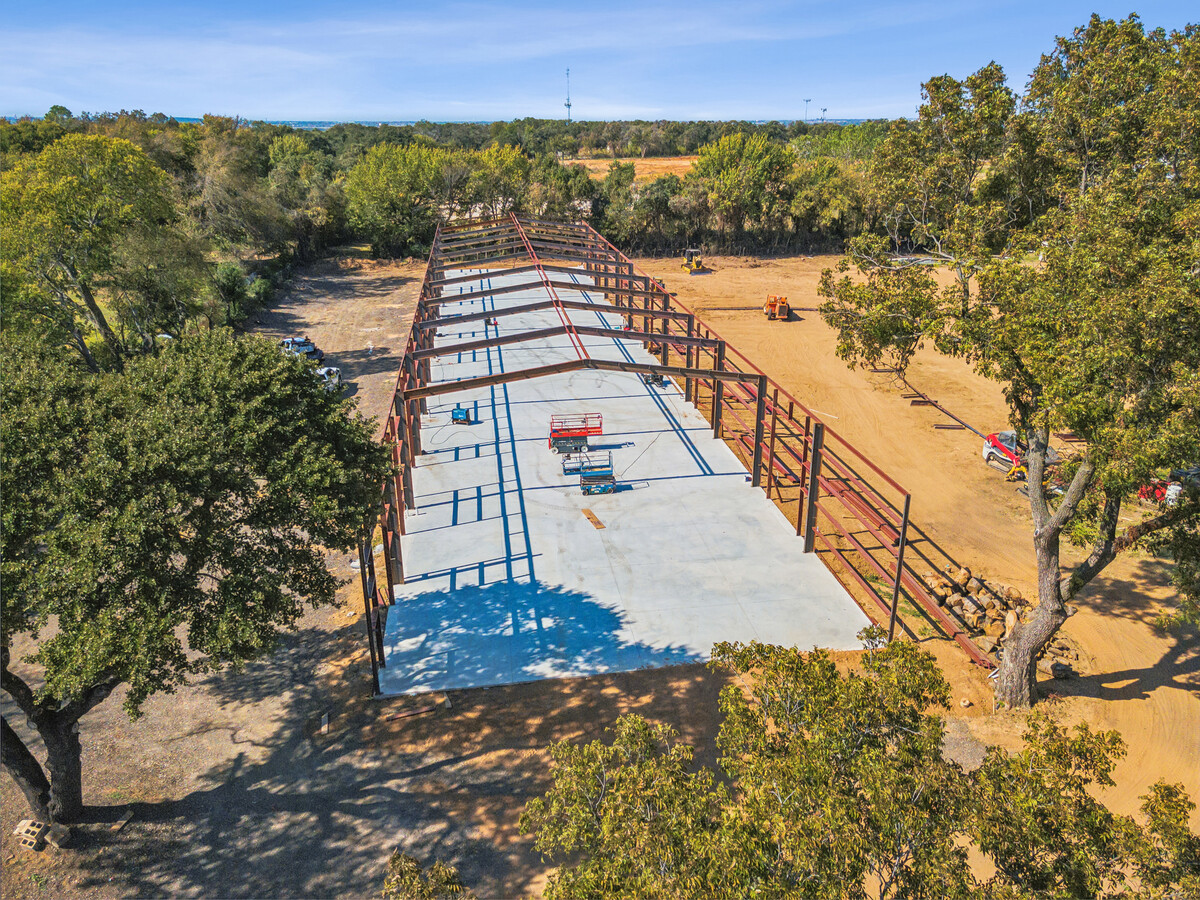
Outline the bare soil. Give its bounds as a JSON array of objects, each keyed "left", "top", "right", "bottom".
[
  {"left": 636, "top": 254, "right": 1200, "bottom": 827},
  {"left": 3, "top": 250, "right": 1195, "bottom": 900},
  {"left": 574, "top": 156, "right": 697, "bottom": 183}
]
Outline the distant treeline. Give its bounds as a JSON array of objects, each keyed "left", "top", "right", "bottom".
[
  {"left": 1, "top": 110, "right": 877, "bottom": 160},
  {"left": 1, "top": 107, "right": 891, "bottom": 368}
]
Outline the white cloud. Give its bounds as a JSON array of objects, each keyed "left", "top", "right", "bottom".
[{"left": 0, "top": 0, "right": 987, "bottom": 119}]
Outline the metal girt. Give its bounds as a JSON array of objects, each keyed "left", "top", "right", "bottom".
[
  {"left": 522, "top": 216, "right": 590, "bottom": 231},
  {"left": 430, "top": 251, "right": 531, "bottom": 271},
  {"left": 434, "top": 226, "right": 521, "bottom": 249},
  {"left": 423, "top": 276, "right": 670, "bottom": 308},
  {"left": 434, "top": 233, "right": 518, "bottom": 253},
  {"left": 528, "top": 237, "right": 611, "bottom": 255},
  {"left": 406, "top": 359, "right": 589, "bottom": 399},
  {"left": 571, "top": 324, "right": 721, "bottom": 349},
  {"left": 439, "top": 217, "right": 512, "bottom": 235},
  {"left": 434, "top": 239, "right": 527, "bottom": 261},
  {"left": 410, "top": 322, "right": 721, "bottom": 362},
  {"left": 422, "top": 278, "right": 563, "bottom": 307},
  {"left": 410, "top": 325, "right": 569, "bottom": 360},
  {"left": 417, "top": 297, "right": 690, "bottom": 332},
  {"left": 429, "top": 264, "right": 542, "bottom": 289},
  {"left": 407, "top": 354, "right": 755, "bottom": 401},
  {"left": 509, "top": 213, "right": 589, "bottom": 360}
]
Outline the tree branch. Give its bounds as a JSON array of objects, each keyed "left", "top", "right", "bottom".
[
  {"left": 1113, "top": 501, "right": 1196, "bottom": 554},
  {"left": 1046, "top": 458, "right": 1095, "bottom": 534},
  {"left": 1, "top": 715, "right": 51, "bottom": 820},
  {"left": 1, "top": 650, "right": 40, "bottom": 721},
  {"left": 1060, "top": 493, "right": 1120, "bottom": 602},
  {"left": 59, "top": 677, "right": 123, "bottom": 723}
]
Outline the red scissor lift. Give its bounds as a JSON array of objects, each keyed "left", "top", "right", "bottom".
[{"left": 548, "top": 413, "right": 602, "bottom": 454}]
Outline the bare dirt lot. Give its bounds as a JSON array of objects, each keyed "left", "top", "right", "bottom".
[
  {"left": 636, "top": 254, "right": 1200, "bottom": 827},
  {"left": 574, "top": 155, "right": 697, "bottom": 183},
  {"left": 3, "top": 250, "right": 1196, "bottom": 900}
]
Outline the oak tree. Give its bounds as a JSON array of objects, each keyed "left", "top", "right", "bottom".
[
  {"left": 1, "top": 134, "right": 188, "bottom": 371},
  {"left": 515, "top": 638, "right": 1198, "bottom": 899},
  {"left": 818, "top": 17, "right": 1200, "bottom": 707},
  {"left": 0, "top": 329, "right": 390, "bottom": 823}
]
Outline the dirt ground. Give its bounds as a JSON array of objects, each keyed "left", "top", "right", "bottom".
[
  {"left": 573, "top": 155, "right": 697, "bottom": 183},
  {"left": 637, "top": 254, "right": 1200, "bottom": 828},
  {"left": 3, "top": 250, "right": 1196, "bottom": 900}
]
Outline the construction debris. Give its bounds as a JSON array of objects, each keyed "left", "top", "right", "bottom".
[{"left": 13, "top": 820, "right": 48, "bottom": 851}]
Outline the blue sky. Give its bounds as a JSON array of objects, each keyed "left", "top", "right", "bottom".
[{"left": 1, "top": 1, "right": 1194, "bottom": 122}]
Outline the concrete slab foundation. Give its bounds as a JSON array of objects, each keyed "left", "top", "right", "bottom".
[{"left": 379, "top": 269, "right": 869, "bottom": 695}]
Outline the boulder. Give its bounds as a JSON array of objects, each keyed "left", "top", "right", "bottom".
[{"left": 1051, "top": 662, "right": 1075, "bottom": 679}]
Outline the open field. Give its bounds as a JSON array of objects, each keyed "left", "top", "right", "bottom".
[
  {"left": 2, "top": 249, "right": 1195, "bottom": 900},
  {"left": 573, "top": 155, "right": 697, "bottom": 182}
]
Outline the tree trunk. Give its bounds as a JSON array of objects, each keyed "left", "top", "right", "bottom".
[
  {"left": 76, "top": 279, "right": 125, "bottom": 371},
  {"left": 1, "top": 716, "right": 51, "bottom": 820},
  {"left": 994, "top": 530, "right": 1066, "bottom": 708},
  {"left": 41, "top": 718, "right": 84, "bottom": 823},
  {"left": 69, "top": 327, "right": 101, "bottom": 373}
]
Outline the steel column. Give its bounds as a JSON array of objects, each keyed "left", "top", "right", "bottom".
[
  {"left": 803, "top": 423, "right": 825, "bottom": 552},
  {"left": 659, "top": 296, "right": 670, "bottom": 366},
  {"left": 685, "top": 314, "right": 696, "bottom": 403},
  {"left": 751, "top": 375, "right": 767, "bottom": 488},
  {"left": 357, "top": 534, "right": 381, "bottom": 695},
  {"left": 712, "top": 343, "right": 726, "bottom": 437},
  {"left": 765, "top": 388, "right": 780, "bottom": 499},
  {"left": 888, "top": 494, "right": 912, "bottom": 642}
]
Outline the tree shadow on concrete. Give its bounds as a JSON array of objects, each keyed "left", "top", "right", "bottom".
[
  {"left": 64, "top": 583, "right": 729, "bottom": 899},
  {"left": 379, "top": 579, "right": 704, "bottom": 695}
]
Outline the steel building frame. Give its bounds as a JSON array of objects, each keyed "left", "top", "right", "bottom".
[{"left": 357, "top": 214, "right": 990, "bottom": 695}]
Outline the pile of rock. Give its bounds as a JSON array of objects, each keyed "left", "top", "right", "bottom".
[
  {"left": 923, "top": 565, "right": 1027, "bottom": 660},
  {"left": 1036, "top": 635, "right": 1081, "bottom": 680},
  {"left": 922, "top": 565, "right": 1081, "bottom": 678}
]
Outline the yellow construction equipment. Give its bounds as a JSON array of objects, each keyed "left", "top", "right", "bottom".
[
  {"left": 763, "top": 294, "right": 790, "bottom": 321},
  {"left": 681, "top": 248, "right": 709, "bottom": 275}
]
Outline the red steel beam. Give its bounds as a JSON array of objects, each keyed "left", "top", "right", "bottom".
[{"left": 510, "top": 213, "right": 588, "bottom": 361}]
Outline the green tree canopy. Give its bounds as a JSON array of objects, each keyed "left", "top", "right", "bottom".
[
  {"left": 511, "top": 637, "right": 1198, "bottom": 899},
  {"left": 1, "top": 328, "right": 390, "bottom": 823},
  {"left": 818, "top": 16, "right": 1200, "bottom": 708},
  {"left": 691, "top": 132, "right": 794, "bottom": 235},
  {"left": 344, "top": 143, "right": 449, "bottom": 256},
  {"left": 0, "top": 134, "right": 188, "bottom": 370}
]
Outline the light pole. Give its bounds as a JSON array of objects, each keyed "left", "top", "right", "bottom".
[
  {"left": 821, "top": 107, "right": 827, "bottom": 122},
  {"left": 804, "top": 98, "right": 811, "bottom": 122}
]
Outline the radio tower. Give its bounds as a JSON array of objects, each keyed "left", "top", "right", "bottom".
[{"left": 564, "top": 68, "right": 572, "bottom": 123}]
